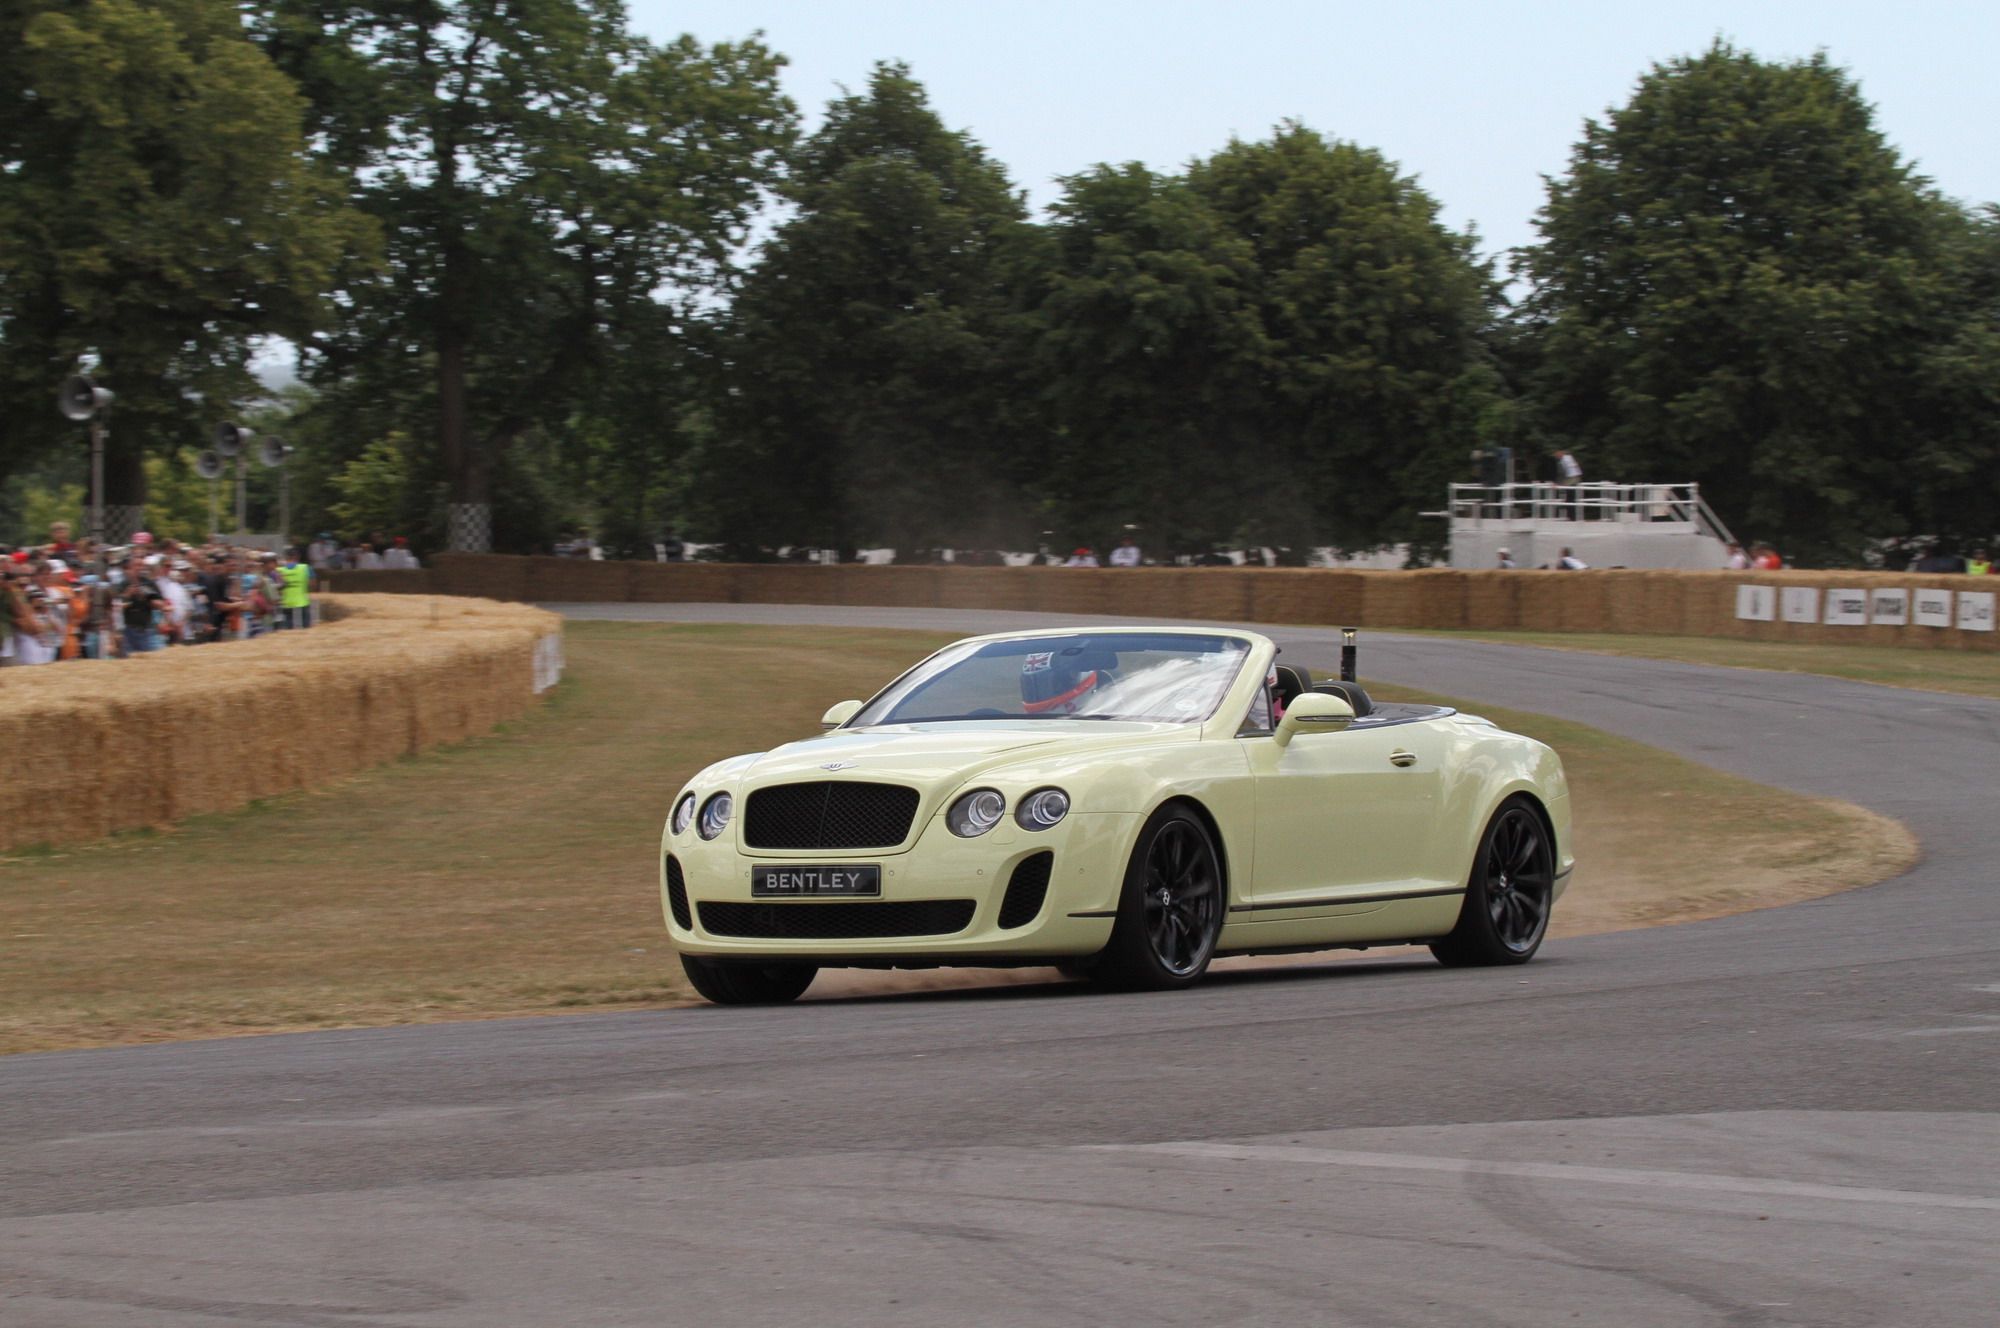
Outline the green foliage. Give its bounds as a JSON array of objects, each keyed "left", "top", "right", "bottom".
[
  {"left": 328, "top": 433, "right": 424, "bottom": 537},
  {"left": 0, "top": 0, "right": 373, "bottom": 499},
  {"left": 1514, "top": 41, "right": 1994, "bottom": 563},
  {"left": 707, "top": 63, "right": 1037, "bottom": 552},
  {"left": 1025, "top": 127, "right": 1497, "bottom": 558},
  {"left": 256, "top": 1, "right": 797, "bottom": 545},
  {"left": 16, "top": 481, "right": 84, "bottom": 547}
]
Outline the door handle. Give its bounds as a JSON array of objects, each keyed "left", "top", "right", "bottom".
[{"left": 1389, "top": 750, "right": 1417, "bottom": 768}]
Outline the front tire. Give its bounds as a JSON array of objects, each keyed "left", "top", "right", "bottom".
[
  {"left": 1431, "top": 796, "right": 1555, "bottom": 967},
  {"left": 679, "top": 954, "right": 818, "bottom": 1005},
  {"left": 1094, "top": 804, "right": 1225, "bottom": 991}
]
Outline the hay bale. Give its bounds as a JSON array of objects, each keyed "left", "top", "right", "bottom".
[
  {"left": 1177, "top": 570, "right": 1254, "bottom": 622},
  {"left": 1463, "top": 571, "right": 1520, "bottom": 630},
  {"left": 1249, "top": 570, "right": 1350, "bottom": 627},
  {"left": 0, "top": 594, "right": 559, "bottom": 853},
  {"left": 1358, "top": 572, "right": 1422, "bottom": 628}
]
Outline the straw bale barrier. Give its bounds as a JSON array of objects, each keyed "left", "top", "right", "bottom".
[
  {"left": 329, "top": 556, "right": 2000, "bottom": 653},
  {"left": 0, "top": 594, "right": 562, "bottom": 852}
]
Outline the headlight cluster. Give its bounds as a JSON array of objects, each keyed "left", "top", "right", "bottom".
[
  {"left": 947, "top": 786, "right": 1070, "bottom": 838},
  {"left": 697, "top": 792, "right": 733, "bottom": 841},
  {"left": 672, "top": 790, "right": 733, "bottom": 840}
]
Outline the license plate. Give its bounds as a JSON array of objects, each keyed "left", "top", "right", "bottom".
[{"left": 751, "top": 864, "right": 882, "bottom": 898}]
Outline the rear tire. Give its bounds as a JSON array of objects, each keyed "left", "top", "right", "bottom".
[
  {"left": 1430, "top": 796, "right": 1555, "bottom": 968},
  {"left": 679, "top": 954, "right": 818, "bottom": 1005},
  {"left": 1093, "top": 804, "right": 1225, "bottom": 991}
]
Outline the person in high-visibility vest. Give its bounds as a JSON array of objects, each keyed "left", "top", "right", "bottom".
[
  {"left": 278, "top": 548, "right": 314, "bottom": 630},
  {"left": 1970, "top": 549, "right": 1992, "bottom": 576}
]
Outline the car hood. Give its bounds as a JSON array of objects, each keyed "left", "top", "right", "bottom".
[{"left": 744, "top": 721, "right": 1192, "bottom": 786}]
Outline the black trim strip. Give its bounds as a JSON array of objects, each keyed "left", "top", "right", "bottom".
[
  {"left": 1066, "top": 909, "right": 1119, "bottom": 918},
  {"left": 1226, "top": 886, "right": 1464, "bottom": 914},
  {"left": 1555, "top": 866, "right": 1574, "bottom": 881}
]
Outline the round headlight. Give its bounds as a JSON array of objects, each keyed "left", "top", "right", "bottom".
[
  {"left": 697, "top": 792, "right": 733, "bottom": 841},
  {"left": 1016, "top": 787, "right": 1070, "bottom": 831},
  {"left": 947, "top": 788, "right": 1006, "bottom": 838},
  {"left": 671, "top": 792, "right": 697, "bottom": 836}
]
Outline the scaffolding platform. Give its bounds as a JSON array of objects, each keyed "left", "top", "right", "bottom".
[{"left": 1441, "top": 482, "right": 1737, "bottom": 570}]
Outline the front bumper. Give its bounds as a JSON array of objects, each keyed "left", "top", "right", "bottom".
[{"left": 662, "top": 811, "right": 1137, "bottom": 963}]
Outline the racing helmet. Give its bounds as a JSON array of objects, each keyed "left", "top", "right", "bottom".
[{"left": 1020, "top": 648, "right": 1109, "bottom": 714}]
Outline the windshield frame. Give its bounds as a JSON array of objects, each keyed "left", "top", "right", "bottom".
[{"left": 844, "top": 631, "right": 1258, "bottom": 729}]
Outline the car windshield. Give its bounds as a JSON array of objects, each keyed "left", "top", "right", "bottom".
[{"left": 848, "top": 633, "right": 1252, "bottom": 726}]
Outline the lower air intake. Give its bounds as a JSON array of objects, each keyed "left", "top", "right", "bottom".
[
  {"left": 698, "top": 900, "right": 976, "bottom": 941},
  {"left": 998, "top": 852, "right": 1054, "bottom": 929}
]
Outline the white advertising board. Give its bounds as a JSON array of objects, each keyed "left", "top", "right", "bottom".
[
  {"left": 1735, "top": 584, "right": 1775, "bottom": 622},
  {"left": 1913, "top": 589, "right": 1954, "bottom": 628},
  {"left": 1869, "top": 588, "right": 1908, "bottom": 626},
  {"left": 1957, "top": 591, "right": 1995, "bottom": 633},
  {"left": 1780, "top": 587, "right": 1820, "bottom": 624},
  {"left": 1823, "top": 589, "right": 1868, "bottom": 626}
]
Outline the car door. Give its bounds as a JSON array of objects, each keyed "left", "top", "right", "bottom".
[{"left": 1242, "top": 719, "right": 1446, "bottom": 914}]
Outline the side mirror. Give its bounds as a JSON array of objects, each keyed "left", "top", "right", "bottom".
[
  {"left": 820, "top": 699, "right": 862, "bottom": 730},
  {"left": 1275, "top": 691, "right": 1354, "bottom": 747}
]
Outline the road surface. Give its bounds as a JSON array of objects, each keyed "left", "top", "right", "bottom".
[{"left": 3, "top": 604, "right": 1995, "bottom": 1327}]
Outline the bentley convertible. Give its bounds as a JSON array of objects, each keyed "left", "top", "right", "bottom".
[{"left": 661, "top": 627, "right": 1572, "bottom": 1004}]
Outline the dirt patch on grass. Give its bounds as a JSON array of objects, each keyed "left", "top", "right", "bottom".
[{"left": 0, "top": 624, "right": 1917, "bottom": 1049}]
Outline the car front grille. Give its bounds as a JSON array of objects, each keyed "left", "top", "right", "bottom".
[
  {"left": 743, "top": 781, "right": 921, "bottom": 850},
  {"left": 998, "top": 852, "right": 1054, "bottom": 929},
  {"left": 697, "top": 900, "right": 976, "bottom": 941},
  {"left": 665, "top": 855, "right": 692, "bottom": 930}
]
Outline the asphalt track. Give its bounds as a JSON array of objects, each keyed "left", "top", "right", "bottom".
[{"left": 4, "top": 603, "right": 1997, "bottom": 1327}]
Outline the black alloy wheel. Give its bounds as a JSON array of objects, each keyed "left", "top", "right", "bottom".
[
  {"left": 1096, "top": 805, "right": 1225, "bottom": 990},
  {"left": 679, "top": 953, "right": 818, "bottom": 1005},
  {"left": 1431, "top": 796, "right": 1556, "bottom": 967}
]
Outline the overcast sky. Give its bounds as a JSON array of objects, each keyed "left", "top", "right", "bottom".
[{"left": 635, "top": 0, "right": 2000, "bottom": 265}]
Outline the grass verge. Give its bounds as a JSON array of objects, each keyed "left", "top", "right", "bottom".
[
  {"left": 0, "top": 622, "right": 1915, "bottom": 1053},
  {"left": 1401, "top": 629, "right": 2000, "bottom": 700}
]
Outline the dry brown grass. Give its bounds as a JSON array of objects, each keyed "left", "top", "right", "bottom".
[{"left": 0, "top": 623, "right": 1915, "bottom": 1052}]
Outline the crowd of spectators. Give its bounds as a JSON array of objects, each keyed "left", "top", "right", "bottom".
[
  {"left": 306, "top": 532, "right": 422, "bottom": 571},
  {"left": 1, "top": 523, "right": 317, "bottom": 667}
]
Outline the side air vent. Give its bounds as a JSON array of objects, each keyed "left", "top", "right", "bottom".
[
  {"left": 998, "top": 852, "right": 1054, "bottom": 930},
  {"left": 665, "top": 855, "right": 692, "bottom": 930}
]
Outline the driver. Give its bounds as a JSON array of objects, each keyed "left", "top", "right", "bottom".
[{"left": 1020, "top": 650, "right": 1106, "bottom": 715}]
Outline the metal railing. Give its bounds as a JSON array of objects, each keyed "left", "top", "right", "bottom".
[{"left": 1447, "top": 482, "right": 1736, "bottom": 546}]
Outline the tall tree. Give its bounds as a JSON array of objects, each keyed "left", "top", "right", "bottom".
[
  {"left": 1186, "top": 124, "right": 1498, "bottom": 555},
  {"left": 707, "top": 62, "right": 1035, "bottom": 554},
  {"left": 1028, "top": 163, "right": 1267, "bottom": 554},
  {"left": 1515, "top": 42, "right": 1982, "bottom": 563},
  {"left": 0, "top": 0, "right": 368, "bottom": 529},
  {"left": 255, "top": 1, "right": 794, "bottom": 549}
]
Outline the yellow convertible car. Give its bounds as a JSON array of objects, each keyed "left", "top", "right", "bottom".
[{"left": 661, "top": 627, "right": 1572, "bottom": 1004}]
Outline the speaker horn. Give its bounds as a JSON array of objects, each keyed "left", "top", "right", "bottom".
[
  {"left": 213, "top": 422, "right": 249, "bottom": 457},
  {"left": 257, "top": 436, "right": 291, "bottom": 468},
  {"left": 195, "top": 449, "right": 226, "bottom": 481},
  {"left": 58, "top": 375, "right": 114, "bottom": 421}
]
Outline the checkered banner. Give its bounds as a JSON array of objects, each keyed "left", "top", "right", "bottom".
[
  {"left": 101, "top": 504, "right": 145, "bottom": 545},
  {"left": 446, "top": 502, "right": 492, "bottom": 553}
]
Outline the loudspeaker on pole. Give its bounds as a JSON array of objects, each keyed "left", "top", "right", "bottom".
[
  {"left": 195, "top": 450, "right": 226, "bottom": 480},
  {"left": 257, "top": 436, "right": 292, "bottom": 468},
  {"left": 58, "top": 375, "right": 114, "bottom": 421},
  {"left": 213, "top": 422, "right": 250, "bottom": 456}
]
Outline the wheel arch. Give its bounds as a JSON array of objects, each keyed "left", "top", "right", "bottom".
[
  {"left": 1492, "top": 787, "right": 1559, "bottom": 871},
  {"left": 1153, "top": 794, "right": 1233, "bottom": 909}
]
